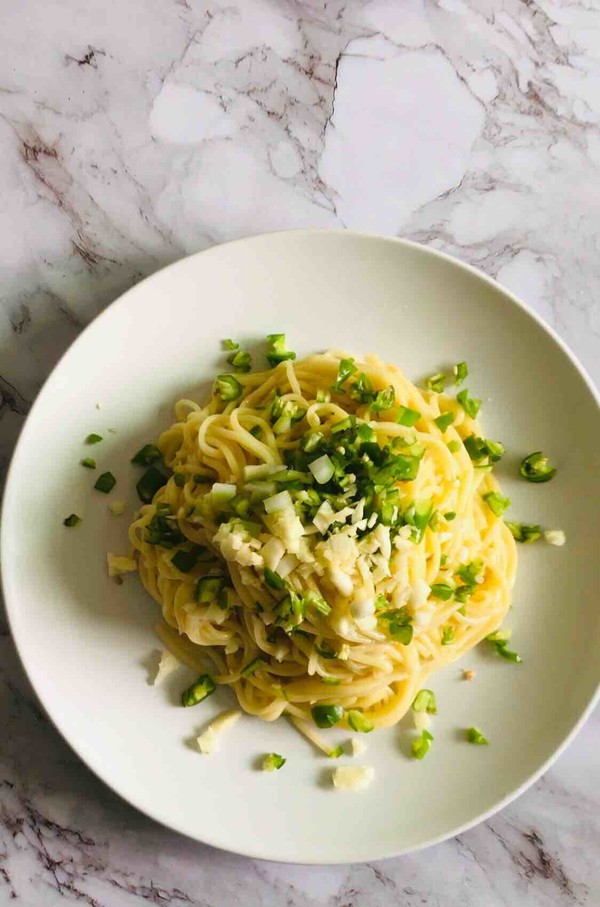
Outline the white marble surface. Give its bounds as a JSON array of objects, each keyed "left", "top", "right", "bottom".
[{"left": 1, "top": 0, "right": 599, "bottom": 903}]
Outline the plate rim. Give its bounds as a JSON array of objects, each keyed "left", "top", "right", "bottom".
[{"left": 2, "top": 227, "right": 600, "bottom": 864}]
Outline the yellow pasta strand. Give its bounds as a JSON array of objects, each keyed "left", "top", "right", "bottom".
[{"left": 130, "top": 352, "right": 516, "bottom": 732}]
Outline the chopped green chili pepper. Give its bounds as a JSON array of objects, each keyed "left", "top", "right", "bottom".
[
  {"left": 483, "top": 491, "right": 511, "bottom": 517},
  {"left": 302, "top": 431, "right": 323, "bottom": 453},
  {"left": 454, "top": 585, "right": 472, "bottom": 603},
  {"left": 181, "top": 674, "right": 216, "bottom": 707},
  {"left": 456, "top": 560, "right": 483, "bottom": 587},
  {"left": 216, "top": 586, "right": 233, "bottom": 610},
  {"left": 445, "top": 511, "right": 457, "bottom": 521},
  {"left": 456, "top": 389, "right": 481, "bottom": 419},
  {"left": 194, "top": 473, "right": 214, "bottom": 484},
  {"left": 85, "top": 433, "right": 102, "bottom": 445},
  {"left": 195, "top": 575, "right": 225, "bottom": 603},
  {"left": 466, "top": 727, "right": 488, "bottom": 745},
  {"left": 223, "top": 338, "right": 239, "bottom": 350},
  {"left": 463, "top": 435, "right": 504, "bottom": 464},
  {"left": 372, "top": 453, "right": 422, "bottom": 486},
  {"left": 331, "top": 415, "right": 356, "bottom": 434},
  {"left": 321, "top": 676, "right": 341, "bottom": 685},
  {"left": 519, "top": 451, "right": 556, "bottom": 483},
  {"left": 315, "top": 642, "right": 337, "bottom": 659},
  {"left": 440, "top": 553, "right": 449, "bottom": 566},
  {"left": 249, "top": 425, "right": 262, "bottom": 439},
  {"left": 396, "top": 406, "right": 421, "bottom": 427},
  {"left": 304, "top": 590, "right": 331, "bottom": 616},
  {"left": 262, "top": 752, "right": 286, "bottom": 771},
  {"left": 328, "top": 745, "right": 344, "bottom": 758},
  {"left": 131, "top": 444, "right": 162, "bottom": 466},
  {"left": 453, "top": 362, "right": 468, "bottom": 385},
  {"left": 242, "top": 657, "right": 269, "bottom": 676},
  {"left": 63, "top": 513, "right": 81, "bottom": 527},
  {"left": 347, "top": 710, "right": 374, "bottom": 733},
  {"left": 506, "top": 522, "right": 542, "bottom": 544},
  {"left": 434, "top": 412, "right": 455, "bottom": 432},
  {"left": 227, "top": 349, "right": 252, "bottom": 372},
  {"left": 430, "top": 582, "right": 454, "bottom": 601},
  {"left": 136, "top": 466, "right": 167, "bottom": 503},
  {"left": 426, "top": 373, "right": 446, "bottom": 393},
  {"left": 214, "top": 374, "right": 243, "bottom": 402},
  {"left": 173, "top": 472, "right": 186, "bottom": 487},
  {"left": 80, "top": 457, "right": 96, "bottom": 469},
  {"left": 412, "top": 689, "right": 437, "bottom": 714},
  {"left": 441, "top": 626, "right": 455, "bottom": 645},
  {"left": 94, "top": 471, "right": 116, "bottom": 494},
  {"left": 331, "top": 357, "right": 357, "bottom": 393},
  {"left": 266, "top": 333, "right": 296, "bottom": 367},
  {"left": 404, "top": 499, "right": 433, "bottom": 543},
  {"left": 447, "top": 440, "right": 461, "bottom": 453},
  {"left": 311, "top": 704, "right": 345, "bottom": 728},
  {"left": 171, "top": 549, "right": 200, "bottom": 573},
  {"left": 371, "top": 386, "right": 396, "bottom": 412},
  {"left": 350, "top": 372, "right": 375, "bottom": 403},
  {"left": 412, "top": 729, "right": 433, "bottom": 760},
  {"left": 378, "top": 607, "right": 413, "bottom": 644},
  {"left": 275, "top": 591, "right": 306, "bottom": 633},
  {"left": 146, "top": 509, "right": 184, "bottom": 548},
  {"left": 489, "top": 639, "right": 522, "bottom": 662},
  {"left": 264, "top": 567, "right": 286, "bottom": 591}
]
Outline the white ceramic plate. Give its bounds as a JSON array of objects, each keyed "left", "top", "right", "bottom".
[{"left": 3, "top": 230, "right": 600, "bottom": 864}]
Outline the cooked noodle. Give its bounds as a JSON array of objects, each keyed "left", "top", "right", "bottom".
[{"left": 129, "top": 351, "right": 516, "bottom": 733}]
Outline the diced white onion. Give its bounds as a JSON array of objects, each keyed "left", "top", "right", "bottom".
[
  {"left": 351, "top": 738, "right": 367, "bottom": 757},
  {"left": 374, "top": 524, "right": 391, "bottom": 560},
  {"left": 197, "top": 710, "right": 241, "bottom": 755},
  {"left": 308, "top": 454, "right": 335, "bottom": 485},
  {"left": 313, "top": 500, "right": 335, "bottom": 534},
  {"left": 351, "top": 499, "right": 365, "bottom": 525},
  {"left": 413, "top": 606, "right": 434, "bottom": 628},
  {"left": 410, "top": 578, "right": 431, "bottom": 607},
  {"left": 370, "top": 554, "right": 391, "bottom": 584},
  {"left": 108, "top": 500, "right": 126, "bottom": 516},
  {"left": 211, "top": 483, "right": 237, "bottom": 505},
  {"left": 153, "top": 649, "right": 179, "bottom": 685},
  {"left": 329, "top": 567, "right": 354, "bottom": 597},
  {"left": 264, "top": 490, "right": 293, "bottom": 514},
  {"left": 277, "top": 553, "right": 299, "bottom": 578},
  {"left": 545, "top": 529, "right": 566, "bottom": 547},
  {"left": 332, "top": 765, "right": 375, "bottom": 791},
  {"left": 413, "top": 711, "right": 431, "bottom": 731},
  {"left": 107, "top": 553, "right": 137, "bottom": 577},
  {"left": 392, "top": 584, "right": 410, "bottom": 608},
  {"left": 244, "top": 481, "right": 277, "bottom": 500},
  {"left": 333, "top": 506, "right": 354, "bottom": 524},
  {"left": 261, "top": 537, "right": 285, "bottom": 571},
  {"left": 351, "top": 596, "right": 375, "bottom": 620}
]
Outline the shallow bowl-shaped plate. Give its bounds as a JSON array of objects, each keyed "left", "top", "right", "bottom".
[{"left": 3, "top": 230, "right": 600, "bottom": 863}]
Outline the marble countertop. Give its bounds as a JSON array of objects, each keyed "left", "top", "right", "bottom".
[{"left": 1, "top": 0, "right": 599, "bottom": 903}]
